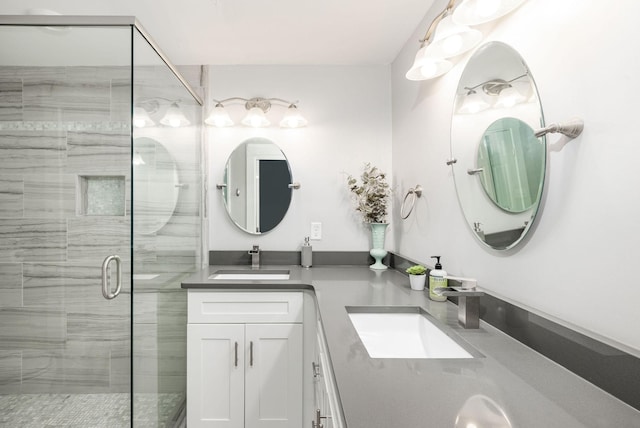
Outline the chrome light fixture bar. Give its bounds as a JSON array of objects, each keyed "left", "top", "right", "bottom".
[
  {"left": 407, "top": 0, "right": 527, "bottom": 81},
  {"left": 205, "top": 97, "right": 308, "bottom": 128},
  {"left": 458, "top": 73, "right": 528, "bottom": 113}
]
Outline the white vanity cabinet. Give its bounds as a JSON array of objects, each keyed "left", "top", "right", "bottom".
[
  {"left": 311, "top": 319, "right": 346, "bottom": 428},
  {"left": 187, "top": 291, "right": 304, "bottom": 428}
]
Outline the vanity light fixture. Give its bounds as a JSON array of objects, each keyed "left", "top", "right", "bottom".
[
  {"left": 452, "top": 0, "right": 528, "bottom": 26},
  {"left": 429, "top": 16, "right": 482, "bottom": 59},
  {"left": 134, "top": 98, "right": 191, "bottom": 128},
  {"left": 133, "top": 106, "right": 155, "bottom": 128},
  {"left": 204, "top": 103, "right": 234, "bottom": 127},
  {"left": 458, "top": 89, "right": 491, "bottom": 114},
  {"left": 406, "top": 0, "right": 527, "bottom": 81},
  {"left": 132, "top": 151, "right": 146, "bottom": 166},
  {"left": 458, "top": 73, "right": 528, "bottom": 113},
  {"left": 241, "top": 108, "right": 270, "bottom": 127},
  {"left": 160, "top": 102, "right": 191, "bottom": 127},
  {"left": 493, "top": 85, "right": 526, "bottom": 109},
  {"left": 206, "top": 97, "right": 308, "bottom": 128},
  {"left": 280, "top": 104, "right": 308, "bottom": 128}
]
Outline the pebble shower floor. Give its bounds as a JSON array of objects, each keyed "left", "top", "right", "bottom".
[{"left": 0, "top": 393, "right": 183, "bottom": 428}]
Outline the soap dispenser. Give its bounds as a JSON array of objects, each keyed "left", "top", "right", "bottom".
[
  {"left": 429, "top": 256, "right": 447, "bottom": 301},
  {"left": 301, "top": 237, "right": 312, "bottom": 268}
]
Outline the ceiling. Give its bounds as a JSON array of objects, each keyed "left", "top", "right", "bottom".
[{"left": 0, "top": 0, "right": 435, "bottom": 66}]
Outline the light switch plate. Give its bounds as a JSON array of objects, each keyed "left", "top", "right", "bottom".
[{"left": 310, "top": 222, "right": 322, "bottom": 240}]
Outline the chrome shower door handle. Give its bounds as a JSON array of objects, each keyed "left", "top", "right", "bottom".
[{"left": 101, "top": 255, "right": 122, "bottom": 300}]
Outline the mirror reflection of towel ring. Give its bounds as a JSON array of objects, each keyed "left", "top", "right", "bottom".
[{"left": 400, "top": 185, "right": 423, "bottom": 219}]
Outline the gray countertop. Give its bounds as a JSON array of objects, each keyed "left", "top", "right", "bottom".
[{"left": 182, "top": 265, "right": 640, "bottom": 428}]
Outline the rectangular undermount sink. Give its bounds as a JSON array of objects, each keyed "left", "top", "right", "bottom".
[
  {"left": 347, "top": 307, "right": 477, "bottom": 359},
  {"left": 208, "top": 269, "right": 290, "bottom": 281}
]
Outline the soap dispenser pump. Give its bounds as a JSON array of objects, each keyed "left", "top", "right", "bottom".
[
  {"left": 429, "top": 256, "right": 447, "bottom": 301},
  {"left": 301, "top": 237, "right": 312, "bottom": 268}
]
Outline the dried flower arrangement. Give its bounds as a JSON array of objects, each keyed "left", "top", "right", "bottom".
[{"left": 347, "top": 163, "right": 391, "bottom": 223}]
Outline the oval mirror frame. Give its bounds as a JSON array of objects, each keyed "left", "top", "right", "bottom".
[
  {"left": 451, "top": 42, "right": 545, "bottom": 250},
  {"left": 221, "top": 137, "right": 293, "bottom": 235}
]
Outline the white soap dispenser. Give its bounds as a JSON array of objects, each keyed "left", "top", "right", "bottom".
[
  {"left": 428, "top": 256, "right": 447, "bottom": 301},
  {"left": 301, "top": 237, "right": 312, "bottom": 268}
]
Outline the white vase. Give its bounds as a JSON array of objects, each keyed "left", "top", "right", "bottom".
[
  {"left": 369, "top": 223, "right": 388, "bottom": 270},
  {"left": 409, "top": 274, "right": 426, "bottom": 291}
]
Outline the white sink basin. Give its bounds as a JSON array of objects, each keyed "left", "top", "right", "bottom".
[
  {"left": 347, "top": 308, "right": 475, "bottom": 359},
  {"left": 208, "top": 269, "right": 290, "bottom": 281}
]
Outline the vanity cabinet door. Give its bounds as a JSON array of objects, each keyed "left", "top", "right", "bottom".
[
  {"left": 187, "top": 324, "right": 245, "bottom": 428},
  {"left": 245, "top": 323, "right": 303, "bottom": 428}
]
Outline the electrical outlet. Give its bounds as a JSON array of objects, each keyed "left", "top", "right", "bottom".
[{"left": 310, "top": 222, "right": 322, "bottom": 240}]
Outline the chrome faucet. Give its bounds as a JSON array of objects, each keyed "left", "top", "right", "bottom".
[
  {"left": 248, "top": 245, "right": 260, "bottom": 269},
  {"left": 434, "top": 276, "right": 484, "bottom": 329}
]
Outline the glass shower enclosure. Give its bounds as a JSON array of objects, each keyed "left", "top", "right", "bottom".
[{"left": 0, "top": 16, "right": 203, "bottom": 427}]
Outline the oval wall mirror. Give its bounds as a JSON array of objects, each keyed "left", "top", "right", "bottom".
[
  {"left": 451, "top": 42, "right": 545, "bottom": 250},
  {"left": 221, "top": 137, "right": 293, "bottom": 234},
  {"left": 133, "top": 137, "right": 180, "bottom": 235}
]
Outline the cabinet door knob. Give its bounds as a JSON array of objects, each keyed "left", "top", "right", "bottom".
[{"left": 250, "top": 341, "right": 254, "bottom": 367}]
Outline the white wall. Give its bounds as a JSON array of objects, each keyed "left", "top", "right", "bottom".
[
  {"left": 391, "top": 0, "right": 640, "bottom": 354},
  {"left": 207, "top": 66, "right": 392, "bottom": 252}
]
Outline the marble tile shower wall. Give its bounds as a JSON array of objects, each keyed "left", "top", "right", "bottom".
[{"left": 0, "top": 65, "right": 133, "bottom": 394}]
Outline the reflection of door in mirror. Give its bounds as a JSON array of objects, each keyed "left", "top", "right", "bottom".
[
  {"left": 259, "top": 160, "right": 291, "bottom": 232},
  {"left": 478, "top": 118, "right": 544, "bottom": 213},
  {"left": 245, "top": 141, "right": 289, "bottom": 233},
  {"left": 221, "top": 138, "right": 293, "bottom": 234},
  {"left": 225, "top": 143, "right": 247, "bottom": 229}
]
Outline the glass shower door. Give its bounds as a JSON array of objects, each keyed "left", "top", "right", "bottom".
[{"left": 0, "top": 23, "right": 133, "bottom": 427}]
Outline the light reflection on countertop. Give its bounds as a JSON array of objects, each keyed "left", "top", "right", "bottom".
[{"left": 182, "top": 265, "right": 640, "bottom": 428}]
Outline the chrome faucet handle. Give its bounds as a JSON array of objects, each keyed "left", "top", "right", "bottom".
[
  {"left": 433, "top": 286, "right": 484, "bottom": 329},
  {"left": 433, "top": 287, "right": 484, "bottom": 297},
  {"left": 248, "top": 245, "right": 260, "bottom": 268},
  {"left": 445, "top": 275, "right": 478, "bottom": 289}
]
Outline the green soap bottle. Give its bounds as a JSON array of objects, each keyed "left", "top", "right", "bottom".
[{"left": 428, "top": 256, "right": 447, "bottom": 302}]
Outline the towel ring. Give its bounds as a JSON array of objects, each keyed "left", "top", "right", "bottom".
[{"left": 400, "top": 185, "right": 423, "bottom": 219}]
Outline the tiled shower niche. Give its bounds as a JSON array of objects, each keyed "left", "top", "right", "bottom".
[{"left": 78, "top": 175, "right": 126, "bottom": 216}]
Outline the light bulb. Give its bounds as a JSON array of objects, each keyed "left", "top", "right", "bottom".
[
  {"left": 429, "top": 16, "right": 482, "bottom": 59},
  {"left": 458, "top": 91, "right": 490, "bottom": 114},
  {"left": 241, "top": 107, "right": 270, "bottom": 127},
  {"left": 442, "top": 34, "right": 463, "bottom": 55},
  {"left": 132, "top": 151, "right": 146, "bottom": 166},
  {"left": 133, "top": 106, "right": 154, "bottom": 128},
  {"left": 477, "top": 0, "right": 501, "bottom": 17},
  {"left": 420, "top": 61, "right": 439, "bottom": 78},
  {"left": 160, "top": 103, "right": 190, "bottom": 127},
  {"left": 280, "top": 105, "right": 308, "bottom": 128},
  {"left": 205, "top": 105, "right": 234, "bottom": 127},
  {"left": 494, "top": 86, "right": 526, "bottom": 108}
]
